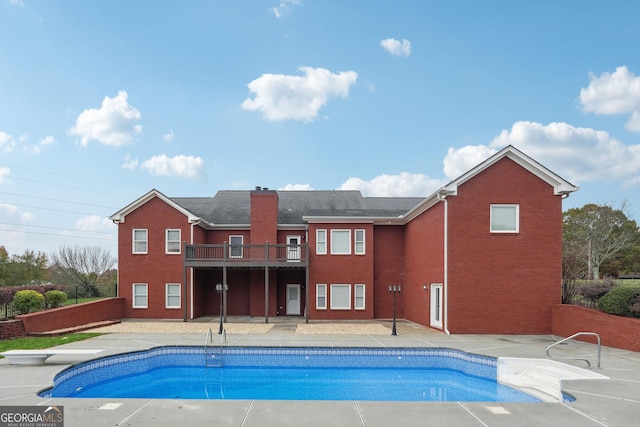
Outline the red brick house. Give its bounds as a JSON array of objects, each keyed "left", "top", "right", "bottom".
[{"left": 110, "top": 145, "right": 577, "bottom": 334}]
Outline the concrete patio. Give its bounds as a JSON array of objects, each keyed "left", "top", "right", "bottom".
[{"left": 1, "top": 319, "right": 639, "bottom": 426}]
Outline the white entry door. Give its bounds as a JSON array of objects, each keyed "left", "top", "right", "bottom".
[
  {"left": 430, "top": 284, "right": 443, "bottom": 328},
  {"left": 286, "top": 284, "right": 301, "bottom": 315},
  {"left": 287, "top": 235, "right": 300, "bottom": 261}
]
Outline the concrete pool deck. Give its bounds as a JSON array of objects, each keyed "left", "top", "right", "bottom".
[{"left": 1, "top": 319, "right": 639, "bottom": 426}]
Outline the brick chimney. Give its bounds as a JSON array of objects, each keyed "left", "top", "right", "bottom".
[{"left": 250, "top": 187, "right": 278, "bottom": 244}]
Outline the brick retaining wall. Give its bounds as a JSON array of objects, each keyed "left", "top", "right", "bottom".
[
  {"left": 0, "top": 320, "right": 26, "bottom": 339},
  {"left": 552, "top": 304, "right": 640, "bottom": 352},
  {"left": 16, "top": 298, "right": 126, "bottom": 334}
]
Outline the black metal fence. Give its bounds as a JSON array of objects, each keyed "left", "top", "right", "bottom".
[{"left": 0, "top": 283, "right": 117, "bottom": 320}]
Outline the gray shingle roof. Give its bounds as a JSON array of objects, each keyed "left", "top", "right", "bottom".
[{"left": 171, "top": 190, "right": 423, "bottom": 225}]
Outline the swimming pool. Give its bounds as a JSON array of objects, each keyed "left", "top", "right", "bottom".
[{"left": 40, "top": 347, "right": 539, "bottom": 402}]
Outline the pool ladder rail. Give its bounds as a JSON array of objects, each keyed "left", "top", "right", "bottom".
[
  {"left": 546, "top": 332, "right": 601, "bottom": 368},
  {"left": 204, "top": 328, "right": 226, "bottom": 367}
]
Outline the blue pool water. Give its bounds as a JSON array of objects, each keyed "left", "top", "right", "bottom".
[{"left": 40, "top": 347, "right": 539, "bottom": 402}]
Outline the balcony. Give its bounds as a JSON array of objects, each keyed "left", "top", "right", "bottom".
[{"left": 184, "top": 243, "right": 309, "bottom": 268}]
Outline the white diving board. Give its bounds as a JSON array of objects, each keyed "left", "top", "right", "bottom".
[{"left": 0, "top": 349, "right": 104, "bottom": 365}]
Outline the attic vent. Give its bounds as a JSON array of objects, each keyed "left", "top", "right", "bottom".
[{"left": 255, "top": 186, "right": 262, "bottom": 191}]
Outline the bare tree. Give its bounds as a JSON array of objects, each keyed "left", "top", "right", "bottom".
[
  {"left": 563, "top": 201, "right": 638, "bottom": 280},
  {"left": 50, "top": 245, "right": 116, "bottom": 296}
]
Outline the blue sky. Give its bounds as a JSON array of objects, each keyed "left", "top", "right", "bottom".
[{"left": 1, "top": 0, "right": 639, "bottom": 258}]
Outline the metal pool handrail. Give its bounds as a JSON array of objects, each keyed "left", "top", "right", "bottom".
[{"left": 546, "top": 332, "right": 601, "bottom": 368}]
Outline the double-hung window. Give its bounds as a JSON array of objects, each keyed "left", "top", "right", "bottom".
[
  {"left": 354, "top": 284, "right": 365, "bottom": 310},
  {"left": 229, "top": 235, "right": 243, "bottom": 258},
  {"left": 132, "top": 283, "right": 148, "bottom": 308},
  {"left": 316, "top": 229, "right": 327, "bottom": 255},
  {"left": 316, "top": 284, "right": 327, "bottom": 309},
  {"left": 330, "top": 284, "right": 351, "bottom": 310},
  {"left": 132, "top": 229, "right": 148, "bottom": 254},
  {"left": 354, "top": 229, "right": 365, "bottom": 254},
  {"left": 330, "top": 230, "right": 351, "bottom": 254},
  {"left": 490, "top": 204, "right": 520, "bottom": 233},
  {"left": 166, "top": 229, "right": 181, "bottom": 254},
  {"left": 166, "top": 283, "right": 181, "bottom": 308}
]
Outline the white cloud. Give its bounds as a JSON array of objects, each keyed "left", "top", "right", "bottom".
[
  {"left": 241, "top": 66, "right": 358, "bottom": 122},
  {"left": 443, "top": 145, "right": 497, "bottom": 180},
  {"left": 272, "top": 0, "right": 300, "bottom": 18},
  {"left": 579, "top": 66, "right": 640, "bottom": 132},
  {"left": 339, "top": 172, "right": 444, "bottom": 197},
  {"left": 163, "top": 128, "right": 174, "bottom": 142},
  {"left": 69, "top": 91, "right": 142, "bottom": 147},
  {"left": 0, "top": 131, "right": 16, "bottom": 152},
  {"left": 0, "top": 203, "right": 33, "bottom": 222},
  {"left": 75, "top": 215, "right": 116, "bottom": 232},
  {"left": 380, "top": 38, "right": 412, "bottom": 57},
  {"left": 0, "top": 203, "right": 19, "bottom": 215},
  {"left": 140, "top": 154, "right": 205, "bottom": 179},
  {"left": 0, "top": 166, "right": 9, "bottom": 183},
  {"left": 626, "top": 111, "right": 640, "bottom": 132},
  {"left": 122, "top": 154, "right": 138, "bottom": 170},
  {"left": 487, "top": 121, "right": 640, "bottom": 185},
  {"left": 25, "top": 135, "right": 56, "bottom": 154},
  {"left": 10, "top": 0, "right": 24, "bottom": 6},
  {"left": 20, "top": 212, "right": 34, "bottom": 222},
  {"left": 279, "top": 183, "right": 314, "bottom": 191}
]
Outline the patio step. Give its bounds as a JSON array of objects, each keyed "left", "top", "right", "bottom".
[{"left": 497, "top": 357, "right": 609, "bottom": 402}]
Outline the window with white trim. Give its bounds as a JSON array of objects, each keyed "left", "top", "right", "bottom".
[
  {"left": 133, "top": 283, "right": 148, "bottom": 308},
  {"left": 316, "top": 284, "right": 327, "bottom": 309},
  {"left": 330, "top": 284, "right": 351, "bottom": 310},
  {"left": 490, "top": 204, "right": 520, "bottom": 233},
  {"left": 316, "top": 229, "right": 327, "bottom": 255},
  {"left": 229, "top": 235, "right": 243, "bottom": 258},
  {"left": 354, "top": 284, "right": 365, "bottom": 310},
  {"left": 354, "top": 229, "right": 365, "bottom": 255},
  {"left": 166, "top": 229, "right": 181, "bottom": 254},
  {"left": 133, "top": 229, "right": 148, "bottom": 254},
  {"left": 166, "top": 283, "right": 181, "bottom": 308},
  {"left": 330, "top": 230, "right": 351, "bottom": 254}
]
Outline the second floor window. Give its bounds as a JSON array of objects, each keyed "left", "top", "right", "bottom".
[
  {"left": 166, "top": 229, "right": 181, "bottom": 254},
  {"left": 316, "top": 229, "right": 327, "bottom": 255},
  {"left": 133, "top": 229, "right": 148, "bottom": 254},
  {"left": 229, "top": 235, "right": 243, "bottom": 258},
  {"left": 331, "top": 230, "right": 351, "bottom": 254},
  {"left": 490, "top": 204, "right": 519, "bottom": 233},
  {"left": 355, "top": 229, "right": 365, "bottom": 254}
]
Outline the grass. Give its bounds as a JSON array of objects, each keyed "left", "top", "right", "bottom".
[
  {"left": 0, "top": 333, "right": 102, "bottom": 358},
  {"left": 62, "top": 297, "right": 106, "bottom": 306}
]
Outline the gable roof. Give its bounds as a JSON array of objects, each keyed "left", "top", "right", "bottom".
[
  {"left": 109, "top": 189, "right": 208, "bottom": 225},
  {"left": 110, "top": 145, "right": 577, "bottom": 228},
  {"left": 403, "top": 145, "right": 578, "bottom": 222},
  {"left": 171, "top": 191, "right": 423, "bottom": 226}
]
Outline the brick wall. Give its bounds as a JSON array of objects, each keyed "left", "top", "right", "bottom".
[
  {"left": 16, "top": 298, "right": 125, "bottom": 334},
  {"left": 446, "top": 158, "right": 562, "bottom": 334},
  {"left": 0, "top": 320, "right": 26, "bottom": 339},
  {"left": 552, "top": 304, "right": 640, "bottom": 352},
  {"left": 117, "top": 196, "right": 191, "bottom": 319}
]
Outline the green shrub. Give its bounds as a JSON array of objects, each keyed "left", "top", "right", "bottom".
[
  {"left": 597, "top": 286, "right": 639, "bottom": 317},
  {"left": 45, "top": 290, "right": 67, "bottom": 308},
  {"left": 577, "top": 278, "right": 616, "bottom": 307},
  {"left": 12, "top": 289, "right": 45, "bottom": 314}
]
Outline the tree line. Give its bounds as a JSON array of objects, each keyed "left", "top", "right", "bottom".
[
  {"left": 0, "top": 245, "right": 116, "bottom": 295},
  {"left": 563, "top": 201, "right": 640, "bottom": 281}
]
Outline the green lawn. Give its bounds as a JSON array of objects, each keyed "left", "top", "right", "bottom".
[
  {"left": 62, "top": 297, "right": 107, "bottom": 306},
  {"left": 0, "top": 333, "right": 102, "bottom": 358}
]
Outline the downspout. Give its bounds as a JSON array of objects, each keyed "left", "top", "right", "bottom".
[
  {"left": 190, "top": 221, "right": 195, "bottom": 320},
  {"left": 437, "top": 192, "right": 451, "bottom": 335}
]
